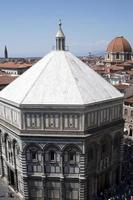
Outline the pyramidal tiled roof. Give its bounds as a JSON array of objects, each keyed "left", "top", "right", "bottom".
[{"left": 0, "top": 50, "right": 123, "bottom": 107}]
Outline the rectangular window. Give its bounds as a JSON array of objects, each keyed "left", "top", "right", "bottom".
[
  {"left": 88, "top": 113, "right": 91, "bottom": 127},
  {"left": 111, "top": 107, "right": 115, "bottom": 120},
  {"left": 114, "top": 106, "right": 118, "bottom": 119},
  {"left": 70, "top": 153, "right": 74, "bottom": 161},
  {"left": 31, "top": 114, "right": 36, "bottom": 127},
  {"left": 50, "top": 114, "right": 54, "bottom": 127},
  {"left": 75, "top": 167, "right": 79, "bottom": 173},
  {"left": 38, "top": 153, "right": 42, "bottom": 161},
  {"left": 117, "top": 106, "right": 120, "bottom": 118},
  {"left": 74, "top": 115, "right": 78, "bottom": 128},
  {"left": 36, "top": 114, "right": 41, "bottom": 127},
  {"left": 45, "top": 114, "right": 49, "bottom": 128},
  {"left": 37, "top": 165, "right": 42, "bottom": 172},
  {"left": 100, "top": 110, "right": 104, "bottom": 123},
  {"left": 56, "top": 166, "right": 60, "bottom": 173},
  {"left": 50, "top": 151, "right": 55, "bottom": 161},
  {"left": 12, "top": 110, "right": 18, "bottom": 124},
  {"left": 63, "top": 114, "right": 79, "bottom": 129},
  {"left": 103, "top": 109, "right": 106, "bottom": 122},
  {"left": 44, "top": 113, "right": 60, "bottom": 129},
  {"left": 106, "top": 108, "right": 110, "bottom": 122},
  {"left": 94, "top": 111, "right": 97, "bottom": 125},
  {"left": 55, "top": 114, "right": 59, "bottom": 128},
  {"left": 90, "top": 112, "right": 94, "bottom": 125},
  {"left": 66, "top": 189, "right": 79, "bottom": 200},
  {"left": 31, "top": 189, "right": 43, "bottom": 198},
  {"left": 32, "top": 152, "right": 36, "bottom": 160},
  {"left": 26, "top": 114, "right": 31, "bottom": 127},
  {"left": 69, "top": 166, "right": 75, "bottom": 173},
  {"left": 48, "top": 189, "right": 60, "bottom": 199},
  {"left": 0, "top": 104, "right": 4, "bottom": 118},
  {"left": 64, "top": 114, "right": 68, "bottom": 128},
  {"left": 88, "top": 111, "right": 98, "bottom": 127},
  {"left": 26, "top": 113, "right": 41, "bottom": 128},
  {"left": 64, "top": 153, "right": 68, "bottom": 162},
  {"left": 51, "top": 166, "right": 55, "bottom": 173}
]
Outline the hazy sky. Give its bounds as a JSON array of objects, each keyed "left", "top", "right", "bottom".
[{"left": 0, "top": 0, "right": 133, "bottom": 57}]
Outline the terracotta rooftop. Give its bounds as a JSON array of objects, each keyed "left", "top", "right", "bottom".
[
  {"left": 124, "top": 96, "right": 133, "bottom": 103},
  {"left": 0, "top": 75, "right": 17, "bottom": 86},
  {"left": 127, "top": 79, "right": 133, "bottom": 84},
  {"left": 106, "top": 36, "right": 132, "bottom": 53},
  {"left": 110, "top": 65, "right": 124, "bottom": 70},
  {"left": 126, "top": 70, "right": 133, "bottom": 75},
  {"left": 91, "top": 66, "right": 105, "bottom": 71},
  {"left": 115, "top": 84, "right": 129, "bottom": 90},
  {"left": 0, "top": 62, "right": 32, "bottom": 69}
]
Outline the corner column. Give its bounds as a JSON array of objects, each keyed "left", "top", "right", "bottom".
[
  {"left": 20, "top": 150, "right": 29, "bottom": 199},
  {"left": 80, "top": 153, "right": 87, "bottom": 200},
  {"left": 79, "top": 178, "right": 87, "bottom": 200}
]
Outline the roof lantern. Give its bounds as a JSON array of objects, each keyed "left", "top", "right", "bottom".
[{"left": 56, "top": 20, "right": 65, "bottom": 50}]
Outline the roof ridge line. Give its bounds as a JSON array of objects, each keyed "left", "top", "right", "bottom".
[
  {"left": 64, "top": 52, "right": 85, "bottom": 104},
  {"left": 20, "top": 52, "right": 54, "bottom": 104}
]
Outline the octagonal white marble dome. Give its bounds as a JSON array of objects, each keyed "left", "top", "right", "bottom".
[{"left": 0, "top": 50, "right": 123, "bottom": 107}]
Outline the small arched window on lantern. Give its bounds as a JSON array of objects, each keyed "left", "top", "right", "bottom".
[{"left": 116, "top": 52, "right": 119, "bottom": 59}]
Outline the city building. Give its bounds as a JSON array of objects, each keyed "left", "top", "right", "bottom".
[
  {"left": 105, "top": 36, "right": 132, "bottom": 64},
  {"left": 0, "top": 61, "right": 32, "bottom": 75},
  {"left": 0, "top": 72, "right": 17, "bottom": 91},
  {"left": 123, "top": 97, "right": 133, "bottom": 136},
  {"left": 0, "top": 22, "right": 124, "bottom": 200}
]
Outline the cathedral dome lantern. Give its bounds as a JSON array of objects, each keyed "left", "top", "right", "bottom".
[
  {"left": 105, "top": 36, "right": 132, "bottom": 63},
  {"left": 56, "top": 20, "right": 65, "bottom": 50}
]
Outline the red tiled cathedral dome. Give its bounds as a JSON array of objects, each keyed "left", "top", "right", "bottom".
[{"left": 106, "top": 36, "right": 132, "bottom": 53}]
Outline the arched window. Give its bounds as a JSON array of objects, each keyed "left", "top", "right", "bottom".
[
  {"left": 49, "top": 150, "right": 55, "bottom": 161},
  {"left": 44, "top": 147, "right": 60, "bottom": 173},
  {"left": 31, "top": 151, "right": 37, "bottom": 160},
  {"left": 26, "top": 146, "right": 42, "bottom": 162},
  {"left": 63, "top": 146, "right": 80, "bottom": 174},
  {"left": 69, "top": 151, "right": 75, "bottom": 162},
  {"left": 26, "top": 146, "right": 42, "bottom": 173}
]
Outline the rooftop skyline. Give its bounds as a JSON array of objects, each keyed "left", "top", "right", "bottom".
[{"left": 0, "top": 0, "right": 133, "bottom": 57}]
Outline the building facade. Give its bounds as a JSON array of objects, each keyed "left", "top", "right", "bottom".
[
  {"left": 123, "top": 97, "right": 133, "bottom": 137},
  {"left": 0, "top": 23, "right": 124, "bottom": 200}
]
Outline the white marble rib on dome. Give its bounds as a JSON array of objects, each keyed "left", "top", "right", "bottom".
[{"left": 0, "top": 51, "right": 123, "bottom": 106}]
